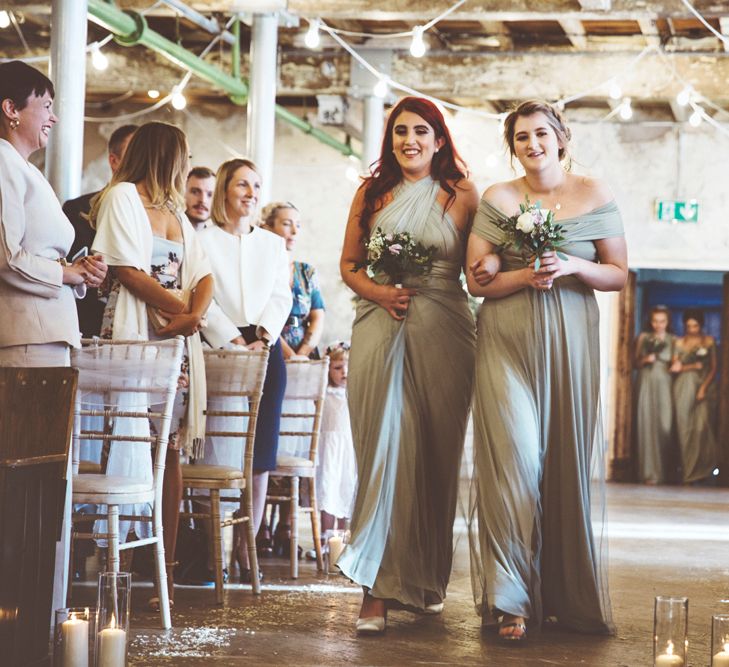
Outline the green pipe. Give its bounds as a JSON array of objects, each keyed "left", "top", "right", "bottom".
[{"left": 87, "top": 0, "right": 359, "bottom": 158}]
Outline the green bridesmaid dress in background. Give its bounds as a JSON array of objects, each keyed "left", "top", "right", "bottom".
[
  {"left": 634, "top": 334, "right": 675, "bottom": 484},
  {"left": 469, "top": 199, "right": 622, "bottom": 634},
  {"left": 673, "top": 340, "right": 718, "bottom": 483}
]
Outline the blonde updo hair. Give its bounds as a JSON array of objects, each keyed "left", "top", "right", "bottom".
[
  {"left": 260, "top": 201, "right": 299, "bottom": 228},
  {"left": 503, "top": 100, "right": 572, "bottom": 168}
]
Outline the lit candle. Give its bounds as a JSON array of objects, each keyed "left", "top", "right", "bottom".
[
  {"left": 98, "top": 613, "right": 126, "bottom": 667},
  {"left": 328, "top": 534, "right": 344, "bottom": 568},
  {"left": 656, "top": 641, "right": 684, "bottom": 667},
  {"left": 713, "top": 643, "right": 729, "bottom": 667},
  {"left": 61, "top": 612, "right": 89, "bottom": 667}
]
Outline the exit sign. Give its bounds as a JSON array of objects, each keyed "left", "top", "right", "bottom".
[{"left": 654, "top": 199, "right": 699, "bottom": 223}]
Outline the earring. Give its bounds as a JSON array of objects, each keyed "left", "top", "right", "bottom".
[
  {"left": 9, "top": 118, "right": 19, "bottom": 130},
  {"left": 434, "top": 148, "right": 439, "bottom": 154}
]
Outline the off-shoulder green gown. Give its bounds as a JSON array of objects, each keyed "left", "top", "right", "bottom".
[
  {"left": 469, "top": 199, "right": 622, "bottom": 634},
  {"left": 337, "top": 177, "right": 476, "bottom": 610},
  {"left": 673, "top": 341, "right": 718, "bottom": 483},
  {"left": 635, "top": 334, "right": 675, "bottom": 484}
]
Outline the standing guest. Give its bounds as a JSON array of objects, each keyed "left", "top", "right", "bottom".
[
  {"left": 261, "top": 202, "right": 325, "bottom": 359},
  {"left": 316, "top": 342, "right": 357, "bottom": 538},
  {"left": 0, "top": 60, "right": 107, "bottom": 616},
  {"left": 338, "top": 97, "right": 478, "bottom": 633},
  {"left": 466, "top": 100, "right": 627, "bottom": 641},
  {"left": 198, "top": 158, "right": 292, "bottom": 582},
  {"left": 63, "top": 124, "right": 137, "bottom": 337},
  {"left": 670, "top": 309, "right": 718, "bottom": 484},
  {"left": 261, "top": 201, "right": 326, "bottom": 555},
  {"left": 634, "top": 306, "right": 675, "bottom": 484},
  {"left": 185, "top": 166, "right": 216, "bottom": 231},
  {"left": 90, "top": 121, "right": 214, "bottom": 609}
]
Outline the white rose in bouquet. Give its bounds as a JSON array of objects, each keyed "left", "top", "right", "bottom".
[{"left": 515, "top": 210, "right": 535, "bottom": 234}]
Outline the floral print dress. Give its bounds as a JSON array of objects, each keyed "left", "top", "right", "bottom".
[{"left": 101, "top": 236, "right": 188, "bottom": 449}]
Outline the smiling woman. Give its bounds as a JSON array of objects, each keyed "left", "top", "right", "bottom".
[
  {"left": 0, "top": 60, "right": 109, "bottom": 615},
  {"left": 196, "top": 157, "right": 292, "bottom": 583}
]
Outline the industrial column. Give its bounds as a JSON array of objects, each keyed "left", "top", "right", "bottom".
[
  {"left": 247, "top": 13, "right": 278, "bottom": 204},
  {"left": 46, "top": 0, "right": 88, "bottom": 201}
]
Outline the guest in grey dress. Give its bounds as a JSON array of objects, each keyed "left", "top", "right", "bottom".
[
  {"left": 466, "top": 101, "right": 628, "bottom": 641},
  {"left": 338, "top": 97, "right": 479, "bottom": 634},
  {"left": 671, "top": 309, "right": 718, "bottom": 483},
  {"left": 634, "top": 306, "right": 675, "bottom": 484}
]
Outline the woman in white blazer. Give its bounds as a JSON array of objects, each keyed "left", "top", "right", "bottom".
[
  {"left": 0, "top": 61, "right": 107, "bottom": 620},
  {"left": 198, "top": 157, "right": 292, "bottom": 582}
]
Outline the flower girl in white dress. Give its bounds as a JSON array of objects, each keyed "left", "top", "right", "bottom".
[{"left": 316, "top": 342, "right": 357, "bottom": 534}]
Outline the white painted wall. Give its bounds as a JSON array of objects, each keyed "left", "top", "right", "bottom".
[{"left": 76, "top": 104, "right": 729, "bottom": 345}]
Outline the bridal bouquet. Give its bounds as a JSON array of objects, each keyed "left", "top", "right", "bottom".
[
  {"left": 352, "top": 227, "right": 437, "bottom": 286},
  {"left": 644, "top": 337, "right": 668, "bottom": 356},
  {"left": 495, "top": 195, "right": 567, "bottom": 270}
]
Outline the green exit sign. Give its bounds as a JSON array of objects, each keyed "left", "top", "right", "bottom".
[{"left": 654, "top": 199, "right": 699, "bottom": 223}]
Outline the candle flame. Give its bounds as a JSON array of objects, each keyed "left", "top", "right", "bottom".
[
  {"left": 70, "top": 612, "right": 76, "bottom": 621},
  {"left": 667, "top": 640, "right": 674, "bottom": 655},
  {"left": 724, "top": 642, "right": 729, "bottom": 652},
  {"left": 109, "top": 612, "right": 116, "bottom": 630},
  {"left": 84, "top": 607, "right": 89, "bottom": 617}
]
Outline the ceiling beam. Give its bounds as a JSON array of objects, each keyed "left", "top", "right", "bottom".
[
  {"left": 637, "top": 18, "right": 662, "bottom": 48},
  {"left": 559, "top": 18, "right": 588, "bottom": 50}
]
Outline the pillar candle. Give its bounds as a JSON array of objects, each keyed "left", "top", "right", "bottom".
[
  {"left": 61, "top": 614, "right": 89, "bottom": 667},
  {"left": 328, "top": 535, "right": 344, "bottom": 567},
  {"left": 98, "top": 616, "right": 126, "bottom": 667}
]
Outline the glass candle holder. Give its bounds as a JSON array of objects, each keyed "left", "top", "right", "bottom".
[
  {"left": 653, "top": 596, "right": 688, "bottom": 666},
  {"left": 711, "top": 614, "right": 729, "bottom": 667},
  {"left": 95, "top": 572, "right": 131, "bottom": 667},
  {"left": 324, "top": 529, "right": 347, "bottom": 574},
  {"left": 54, "top": 607, "right": 94, "bottom": 667}
]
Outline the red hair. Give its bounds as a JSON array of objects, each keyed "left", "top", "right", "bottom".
[{"left": 358, "top": 97, "right": 468, "bottom": 234}]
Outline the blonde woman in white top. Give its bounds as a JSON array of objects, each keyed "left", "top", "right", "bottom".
[{"left": 198, "top": 157, "right": 291, "bottom": 581}]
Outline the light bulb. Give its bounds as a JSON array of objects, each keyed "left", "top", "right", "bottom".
[
  {"left": 91, "top": 45, "right": 109, "bottom": 72},
  {"left": 171, "top": 89, "right": 187, "bottom": 110},
  {"left": 305, "top": 19, "right": 320, "bottom": 49},
  {"left": 677, "top": 86, "right": 692, "bottom": 107},
  {"left": 619, "top": 98, "right": 632, "bottom": 121},
  {"left": 410, "top": 26, "right": 427, "bottom": 58},
  {"left": 608, "top": 80, "right": 622, "bottom": 101},
  {"left": 0, "top": 11, "right": 10, "bottom": 29},
  {"left": 147, "top": 89, "right": 160, "bottom": 99},
  {"left": 345, "top": 166, "right": 360, "bottom": 183},
  {"left": 373, "top": 78, "right": 389, "bottom": 99},
  {"left": 689, "top": 108, "right": 703, "bottom": 127}
]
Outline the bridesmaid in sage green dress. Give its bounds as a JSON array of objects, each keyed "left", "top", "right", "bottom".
[
  {"left": 466, "top": 101, "right": 628, "bottom": 641},
  {"left": 338, "top": 97, "right": 478, "bottom": 634},
  {"left": 634, "top": 306, "right": 675, "bottom": 484},
  {"left": 671, "top": 309, "right": 718, "bottom": 483}
]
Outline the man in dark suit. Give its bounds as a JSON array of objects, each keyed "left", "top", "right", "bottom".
[{"left": 63, "top": 124, "right": 137, "bottom": 337}]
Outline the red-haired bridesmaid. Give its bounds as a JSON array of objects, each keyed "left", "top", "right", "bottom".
[{"left": 338, "top": 97, "right": 480, "bottom": 633}]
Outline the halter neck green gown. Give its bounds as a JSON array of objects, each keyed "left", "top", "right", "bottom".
[
  {"left": 469, "top": 198, "right": 622, "bottom": 634},
  {"left": 337, "top": 177, "right": 476, "bottom": 609}
]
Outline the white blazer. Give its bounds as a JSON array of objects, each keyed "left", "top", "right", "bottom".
[
  {"left": 0, "top": 139, "right": 81, "bottom": 348},
  {"left": 198, "top": 224, "right": 292, "bottom": 347}
]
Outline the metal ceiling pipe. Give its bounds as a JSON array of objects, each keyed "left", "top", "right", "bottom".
[
  {"left": 86, "top": 0, "right": 357, "bottom": 158},
  {"left": 247, "top": 13, "right": 278, "bottom": 202},
  {"left": 47, "top": 0, "right": 88, "bottom": 202},
  {"left": 159, "top": 0, "right": 236, "bottom": 46}
]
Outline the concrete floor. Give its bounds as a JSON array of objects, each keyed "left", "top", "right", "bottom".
[{"left": 70, "top": 483, "right": 729, "bottom": 666}]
